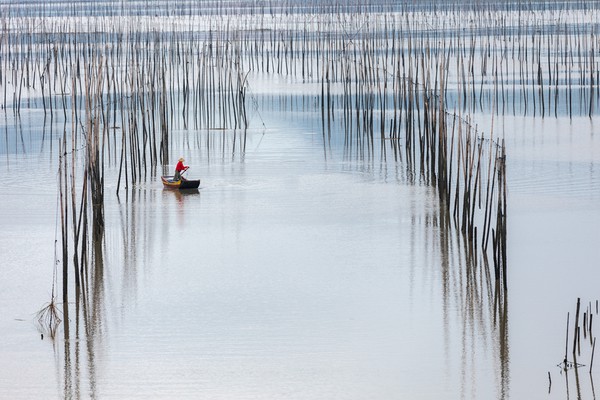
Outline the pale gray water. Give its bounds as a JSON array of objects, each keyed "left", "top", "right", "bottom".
[
  {"left": 1, "top": 114, "right": 478, "bottom": 399},
  {"left": 2, "top": 102, "right": 599, "bottom": 399}
]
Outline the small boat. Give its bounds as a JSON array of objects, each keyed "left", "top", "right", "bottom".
[{"left": 161, "top": 176, "right": 201, "bottom": 189}]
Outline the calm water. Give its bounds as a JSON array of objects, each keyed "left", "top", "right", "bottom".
[
  {"left": 0, "top": 109, "right": 473, "bottom": 399},
  {"left": 2, "top": 98, "right": 599, "bottom": 399},
  {"left": 1, "top": 3, "right": 600, "bottom": 400}
]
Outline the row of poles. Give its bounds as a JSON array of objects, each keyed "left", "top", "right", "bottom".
[
  {"left": 216, "top": 2, "right": 599, "bottom": 117},
  {"left": 316, "top": 20, "right": 508, "bottom": 286},
  {"left": 2, "top": 3, "right": 598, "bottom": 128}
]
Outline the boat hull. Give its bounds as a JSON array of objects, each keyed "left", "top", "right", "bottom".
[{"left": 161, "top": 176, "right": 200, "bottom": 189}]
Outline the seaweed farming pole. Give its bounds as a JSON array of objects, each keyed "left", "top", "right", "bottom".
[
  {"left": 493, "top": 140, "right": 507, "bottom": 289},
  {"left": 70, "top": 70, "right": 81, "bottom": 293},
  {"left": 591, "top": 337, "right": 596, "bottom": 373},
  {"left": 565, "top": 312, "right": 571, "bottom": 366},
  {"left": 59, "top": 137, "right": 69, "bottom": 318},
  {"left": 574, "top": 298, "right": 582, "bottom": 357},
  {"left": 87, "top": 57, "right": 105, "bottom": 237}
]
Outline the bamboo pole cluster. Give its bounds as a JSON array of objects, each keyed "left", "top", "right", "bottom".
[
  {"left": 219, "top": 2, "right": 599, "bottom": 119},
  {"left": 0, "top": 11, "right": 250, "bottom": 192},
  {"left": 310, "top": 17, "right": 509, "bottom": 284},
  {"left": 555, "top": 298, "right": 599, "bottom": 397},
  {"left": 39, "top": 72, "right": 109, "bottom": 391},
  {"left": 2, "top": 1, "right": 599, "bottom": 119},
  {"left": 563, "top": 298, "right": 598, "bottom": 370}
]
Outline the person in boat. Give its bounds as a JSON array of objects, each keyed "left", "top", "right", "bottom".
[{"left": 174, "top": 157, "right": 189, "bottom": 181}]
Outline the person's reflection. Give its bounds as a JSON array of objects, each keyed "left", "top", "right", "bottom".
[
  {"left": 165, "top": 188, "right": 199, "bottom": 223},
  {"left": 173, "top": 188, "right": 184, "bottom": 205}
]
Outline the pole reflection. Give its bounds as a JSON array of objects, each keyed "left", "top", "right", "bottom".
[
  {"left": 51, "top": 227, "right": 106, "bottom": 400},
  {"left": 436, "top": 197, "right": 510, "bottom": 399},
  {"left": 333, "top": 133, "right": 511, "bottom": 398}
]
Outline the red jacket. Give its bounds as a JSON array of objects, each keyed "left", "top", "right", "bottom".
[{"left": 175, "top": 161, "right": 187, "bottom": 172}]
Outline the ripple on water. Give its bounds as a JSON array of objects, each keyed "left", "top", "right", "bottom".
[{"left": 508, "top": 159, "right": 600, "bottom": 200}]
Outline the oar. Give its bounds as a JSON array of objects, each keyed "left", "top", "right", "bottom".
[{"left": 180, "top": 166, "right": 190, "bottom": 180}]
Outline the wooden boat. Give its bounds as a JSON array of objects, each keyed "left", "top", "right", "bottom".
[{"left": 161, "top": 176, "right": 201, "bottom": 189}]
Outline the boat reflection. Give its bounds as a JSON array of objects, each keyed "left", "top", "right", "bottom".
[
  {"left": 163, "top": 187, "right": 200, "bottom": 208},
  {"left": 166, "top": 187, "right": 200, "bottom": 202}
]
